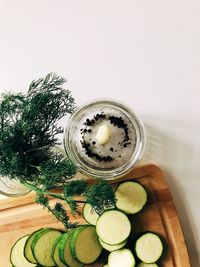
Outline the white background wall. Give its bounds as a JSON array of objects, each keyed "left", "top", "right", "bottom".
[{"left": 0, "top": 1, "right": 200, "bottom": 265}]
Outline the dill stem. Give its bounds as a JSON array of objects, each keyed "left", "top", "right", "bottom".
[{"left": 22, "top": 181, "right": 65, "bottom": 200}]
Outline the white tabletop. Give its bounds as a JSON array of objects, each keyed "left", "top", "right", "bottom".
[{"left": 0, "top": 1, "right": 199, "bottom": 265}]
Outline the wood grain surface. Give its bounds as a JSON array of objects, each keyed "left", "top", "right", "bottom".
[{"left": 0, "top": 164, "right": 191, "bottom": 267}]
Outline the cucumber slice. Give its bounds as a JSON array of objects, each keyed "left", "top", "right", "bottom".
[
  {"left": 51, "top": 234, "right": 67, "bottom": 267},
  {"left": 10, "top": 235, "right": 36, "bottom": 267},
  {"left": 108, "top": 248, "right": 136, "bottom": 267},
  {"left": 24, "top": 228, "right": 45, "bottom": 263},
  {"left": 96, "top": 210, "right": 131, "bottom": 245},
  {"left": 103, "top": 265, "right": 108, "bottom": 267},
  {"left": 58, "top": 231, "right": 83, "bottom": 267},
  {"left": 138, "top": 263, "right": 159, "bottom": 267},
  {"left": 32, "top": 228, "right": 62, "bottom": 266},
  {"left": 83, "top": 203, "right": 99, "bottom": 225},
  {"left": 99, "top": 238, "right": 127, "bottom": 252},
  {"left": 70, "top": 225, "right": 102, "bottom": 264},
  {"left": 135, "top": 233, "right": 163, "bottom": 263},
  {"left": 115, "top": 181, "right": 147, "bottom": 214}
]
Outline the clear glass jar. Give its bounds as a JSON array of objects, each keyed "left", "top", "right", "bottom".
[
  {"left": 64, "top": 100, "right": 146, "bottom": 180},
  {"left": 0, "top": 176, "right": 30, "bottom": 197}
]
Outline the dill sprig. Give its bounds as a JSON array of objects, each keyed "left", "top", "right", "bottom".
[
  {"left": 35, "top": 179, "right": 116, "bottom": 228},
  {"left": 0, "top": 73, "right": 116, "bottom": 229},
  {"left": 83, "top": 181, "right": 116, "bottom": 214},
  {"left": 36, "top": 193, "right": 78, "bottom": 229},
  {"left": 0, "top": 73, "right": 76, "bottom": 181},
  {"left": 63, "top": 180, "right": 116, "bottom": 215}
]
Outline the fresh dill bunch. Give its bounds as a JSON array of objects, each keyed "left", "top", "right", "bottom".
[
  {"left": 0, "top": 73, "right": 76, "bottom": 182},
  {"left": 0, "top": 73, "right": 116, "bottom": 229}
]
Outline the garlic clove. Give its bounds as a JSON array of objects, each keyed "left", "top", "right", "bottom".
[{"left": 96, "top": 124, "right": 111, "bottom": 145}]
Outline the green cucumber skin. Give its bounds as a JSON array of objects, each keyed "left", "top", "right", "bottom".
[
  {"left": 70, "top": 225, "right": 102, "bottom": 266},
  {"left": 58, "top": 229, "right": 84, "bottom": 267},
  {"left": 58, "top": 230, "right": 83, "bottom": 267},
  {"left": 24, "top": 228, "right": 44, "bottom": 263},
  {"left": 31, "top": 228, "right": 61, "bottom": 266},
  {"left": 51, "top": 234, "right": 62, "bottom": 258},
  {"left": 51, "top": 234, "right": 64, "bottom": 264},
  {"left": 135, "top": 232, "right": 163, "bottom": 263},
  {"left": 70, "top": 225, "right": 102, "bottom": 264},
  {"left": 31, "top": 228, "right": 51, "bottom": 258},
  {"left": 96, "top": 209, "right": 131, "bottom": 245},
  {"left": 115, "top": 181, "right": 148, "bottom": 214},
  {"left": 70, "top": 226, "right": 88, "bottom": 260},
  {"left": 58, "top": 232, "right": 70, "bottom": 264},
  {"left": 115, "top": 181, "right": 147, "bottom": 192},
  {"left": 83, "top": 203, "right": 99, "bottom": 225},
  {"left": 99, "top": 238, "right": 127, "bottom": 252},
  {"left": 10, "top": 234, "right": 30, "bottom": 267}
]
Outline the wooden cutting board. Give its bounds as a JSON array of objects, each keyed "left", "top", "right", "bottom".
[{"left": 0, "top": 164, "right": 191, "bottom": 267}]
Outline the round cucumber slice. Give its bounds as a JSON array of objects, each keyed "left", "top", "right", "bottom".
[
  {"left": 96, "top": 209, "right": 131, "bottom": 245},
  {"left": 108, "top": 248, "right": 135, "bottom": 267},
  {"left": 32, "top": 229, "right": 62, "bottom": 266},
  {"left": 83, "top": 203, "right": 99, "bottom": 225},
  {"left": 115, "top": 181, "right": 147, "bottom": 214},
  {"left": 10, "top": 235, "right": 36, "bottom": 267},
  {"left": 58, "top": 231, "right": 83, "bottom": 267},
  {"left": 138, "top": 263, "right": 159, "bottom": 267},
  {"left": 99, "top": 238, "right": 127, "bottom": 252},
  {"left": 135, "top": 232, "right": 163, "bottom": 263},
  {"left": 24, "top": 228, "right": 45, "bottom": 263},
  {"left": 51, "top": 234, "right": 67, "bottom": 267},
  {"left": 70, "top": 225, "right": 102, "bottom": 264}
]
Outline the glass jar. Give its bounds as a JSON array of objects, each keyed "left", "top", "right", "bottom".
[
  {"left": 64, "top": 100, "right": 146, "bottom": 180},
  {"left": 0, "top": 176, "right": 30, "bottom": 197}
]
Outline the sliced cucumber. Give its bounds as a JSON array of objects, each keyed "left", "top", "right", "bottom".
[
  {"left": 24, "top": 228, "right": 45, "bottom": 263},
  {"left": 70, "top": 225, "right": 102, "bottom": 264},
  {"left": 99, "top": 238, "right": 127, "bottom": 252},
  {"left": 58, "top": 231, "right": 83, "bottom": 267},
  {"left": 83, "top": 203, "right": 99, "bottom": 225},
  {"left": 115, "top": 181, "right": 147, "bottom": 214},
  {"left": 96, "top": 209, "right": 131, "bottom": 245},
  {"left": 51, "top": 234, "right": 67, "bottom": 267},
  {"left": 108, "top": 248, "right": 136, "bottom": 267},
  {"left": 138, "top": 263, "right": 159, "bottom": 267},
  {"left": 103, "top": 265, "right": 108, "bottom": 267},
  {"left": 135, "top": 232, "right": 163, "bottom": 263},
  {"left": 10, "top": 235, "right": 36, "bottom": 267},
  {"left": 32, "top": 228, "right": 62, "bottom": 266}
]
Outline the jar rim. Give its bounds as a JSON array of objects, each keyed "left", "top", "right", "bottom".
[{"left": 64, "top": 99, "right": 146, "bottom": 179}]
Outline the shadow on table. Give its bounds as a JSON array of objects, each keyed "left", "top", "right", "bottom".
[{"left": 141, "top": 115, "right": 200, "bottom": 267}]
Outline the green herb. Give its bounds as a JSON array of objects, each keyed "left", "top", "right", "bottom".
[
  {"left": 0, "top": 73, "right": 116, "bottom": 229},
  {"left": 63, "top": 179, "right": 116, "bottom": 215},
  {"left": 35, "top": 179, "right": 116, "bottom": 226},
  {"left": 83, "top": 181, "right": 116, "bottom": 214},
  {"left": 36, "top": 193, "right": 78, "bottom": 229},
  {"left": 0, "top": 73, "right": 76, "bottom": 181}
]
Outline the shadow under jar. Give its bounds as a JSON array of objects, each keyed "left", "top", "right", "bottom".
[{"left": 64, "top": 100, "right": 146, "bottom": 180}]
